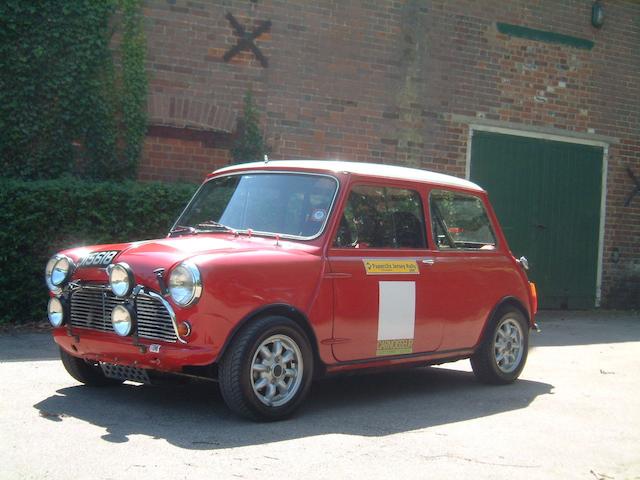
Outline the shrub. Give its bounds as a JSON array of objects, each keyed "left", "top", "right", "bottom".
[
  {"left": 231, "top": 89, "right": 270, "bottom": 164},
  {"left": 0, "top": 179, "right": 197, "bottom": 324}
]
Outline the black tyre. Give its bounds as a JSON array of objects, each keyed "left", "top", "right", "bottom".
[
  {"left": 471, "top": 307, "right": 529, "bottom": 384},
  {"left": 59, "top": 348, "right": 122, "bottom": 387},
  {"left": 219, "top": 315, "right": 314, "bottom": 421}
]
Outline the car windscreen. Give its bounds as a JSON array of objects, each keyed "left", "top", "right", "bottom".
[{"left": 174, "top": 172, "right": 339, "bottom": 239}]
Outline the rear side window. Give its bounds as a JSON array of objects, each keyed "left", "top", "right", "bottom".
[
  {"left": 334, "top": 185, "right": 426, "bottom": 249},
  {"left": 430, "top": 190, "right": 496, "bottom": 250}
]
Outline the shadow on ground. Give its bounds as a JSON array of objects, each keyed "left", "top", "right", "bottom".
[
  {"left": 0, "top": 333, "right": 58, "bottom": 362},
  {"left": 16, "top": 311, "right": 639, "bottom": 448},
  {"left": 34, "top": 367, "right": 553, "bottom": 449},
  {"left": 532, "top": 311, "right": 640, "bottom": 347}
]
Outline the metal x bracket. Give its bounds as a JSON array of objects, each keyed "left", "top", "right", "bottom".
[
  {"left": 624, "top": 167, "right": 640, "bottom": 207},
  {"left": 223, "top": 12, "right": 271, "bottom": 68}
]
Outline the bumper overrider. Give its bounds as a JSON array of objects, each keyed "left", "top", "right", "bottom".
[{"left": 46, "top": 256, "right": 215, "bottom": 373}]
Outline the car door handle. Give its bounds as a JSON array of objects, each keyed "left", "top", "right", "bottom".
[{"left": 421, "top": 258, "right": 435, "bottom": 265}]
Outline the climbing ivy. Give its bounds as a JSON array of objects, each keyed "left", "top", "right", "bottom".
[
  {"left": 0, "top": 0, "right": 147, "bottom": 180},
  {"left": 231, "top": 90, "right": 270, "bottom": 164},
  {"left": 119, "top": 0, "right": 148, "bottom": 176}
]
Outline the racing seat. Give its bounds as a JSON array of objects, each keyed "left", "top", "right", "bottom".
[
  {"left": 392, "top": 211, "right": 426, "bottom": 248},
  {"left": 334, "top": 215, "right": 353, "bottom": 247}
]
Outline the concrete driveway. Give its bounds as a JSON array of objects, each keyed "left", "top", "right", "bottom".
[{"left": 0, "top": 311, "right": 638, "bottom": 479}]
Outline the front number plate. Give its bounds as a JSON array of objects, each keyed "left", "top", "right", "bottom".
[{"left": 77, "top": 250, "right": 120, "bottom": 268}]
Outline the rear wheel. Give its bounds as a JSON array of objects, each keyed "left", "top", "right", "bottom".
[
  {"left": 219, "top": 316, "right": 313, "bottom": 421},
  {"left": 59, "top": 348, "right": 122, "bottom": 387},
  {"left": 471, "top": 307, "right": 529, "bottom": 384}
]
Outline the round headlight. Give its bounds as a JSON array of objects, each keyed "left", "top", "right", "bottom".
[
  {"left": 168, "top": 262, "right": 202, "bottom": 307},
  {"left": 111, "top": 304, "right": 134, "bottom": 336},
  {"left": 47, "top": 297, "right": 65, "bottom": 328},
  {"left": 109, "top": 263, "right": 134, "bottom": 298},
  {"left": 45, "top": 255, "right": 75, "bottom": 291}
]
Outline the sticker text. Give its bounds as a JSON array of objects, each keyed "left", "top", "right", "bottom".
[{"left": 364, "top": 259, "right": 419, "bottom": 275}]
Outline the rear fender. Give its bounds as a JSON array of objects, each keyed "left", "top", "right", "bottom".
[{"left": 473, "top": 296, "right": 531, "bottom": 352}]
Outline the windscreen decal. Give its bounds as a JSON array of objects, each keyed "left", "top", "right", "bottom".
[
  {"left": 77, "top": 250, "right": 119, "bottom": 268},
  {"left": 376, "top": 281, "right": 415, "bottom": 356},
  {"left": 311, "top": 209, "right": 326, "bottom": 222}
]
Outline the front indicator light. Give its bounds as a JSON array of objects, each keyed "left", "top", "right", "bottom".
[
  {"left": 177, "top": 321, "right": 191, "bottom": 338},
  {"left": 529, "top": 282, "right": 538, "bottom": 316},
  {"left": 47, "top": 297, "right": 65, "bottom": 327},
  {"left": 111, "top": 304, "right": 135, "bottom": 337}
]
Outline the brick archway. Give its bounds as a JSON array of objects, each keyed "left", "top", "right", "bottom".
[
  {"left": 147, "top": 94, "right": 237, "bottom": 133},
  {"left": 141, "top": 94, "right": 238, "bottom": 182}
]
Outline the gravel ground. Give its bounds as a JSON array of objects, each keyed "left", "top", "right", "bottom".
[{"left": 0, "top": 311, "right": 638, "bottom": 480}]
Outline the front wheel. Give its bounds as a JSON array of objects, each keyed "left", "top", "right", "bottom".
[
  {"left": 59, "top": 348, "right": 122, "bottom": 387},
  {"left": 219, "top": 316, "right": 314, "bottom": 421},
  {"left": 471, "top": 308, "right": 529, "bottom": 384}
]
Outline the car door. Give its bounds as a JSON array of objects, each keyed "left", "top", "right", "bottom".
[
  {"left": 425, "top": 188, "right": 511, "bottom": 351},
  {"left": 328, "top": 182, "right": 443, "bottom": 362}
]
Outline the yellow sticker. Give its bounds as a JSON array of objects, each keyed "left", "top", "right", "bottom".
[
  {"left": 376, "top": 339, "right": 414, "bottom": 356},
  {"left": 363, "top": 259, "right": 419, "bottom": 275}
]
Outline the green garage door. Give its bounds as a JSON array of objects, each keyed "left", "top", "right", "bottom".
[{"left": 470, "top": 131, "right": 603, "bottom": 309}]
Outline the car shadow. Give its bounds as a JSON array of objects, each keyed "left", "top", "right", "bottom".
[
  {"left": 532, "top": 311, "right": 640, "bottom": 347},
  {"left": 0, "top": 333, "right": 59, "bottom": 362},
  {"left": 34, "top": 367, "right": 553, "bottom": 449}
]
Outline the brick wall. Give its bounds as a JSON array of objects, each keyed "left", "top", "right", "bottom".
[
  {"left": 139, "top": 126, "right": 231, "bottom": 182},
  {"left": 142, "top": 0, "right": 639, "bottom": 307}
]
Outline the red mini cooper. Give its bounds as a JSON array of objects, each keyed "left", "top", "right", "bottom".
[{"left": 45, "top": 161, "right": 538, "bottom": 420}]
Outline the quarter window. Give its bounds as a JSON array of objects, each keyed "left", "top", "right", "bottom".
[
  {"left": 334, "top": 185, "right": 426, "bottom": 249},
  {"left": 430, "top": 190, "right": 496, "bottom": 250}
]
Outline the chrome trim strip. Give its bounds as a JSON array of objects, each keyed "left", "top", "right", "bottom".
[{"left": 144, "top": 289, "right": 187, "bottom": 344}]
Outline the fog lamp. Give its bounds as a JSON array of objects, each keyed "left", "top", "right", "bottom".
[
  {"left": 47, "top": 297, "right": 65, "bottom": 328},
  {"left": 111, "top": 304, "right": 135, "bottom": 337},
  {"left": 45, "top": 254, "right": 75, "bottom": 292},
  {"left": 109, "top": 263, "right": 134, "bottom": 298}
]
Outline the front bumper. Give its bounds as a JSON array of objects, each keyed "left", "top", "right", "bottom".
[{"left": 54, "top": 327, "right": 217, "bottom": 372}]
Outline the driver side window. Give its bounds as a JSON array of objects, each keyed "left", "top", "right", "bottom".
[{"left": 333, "top": 185, "right": 426, "bottom": 249}]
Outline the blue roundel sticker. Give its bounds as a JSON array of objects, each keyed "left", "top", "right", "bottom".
[{"left": 311, "top": 209, "right": 326, "bottom": 222}]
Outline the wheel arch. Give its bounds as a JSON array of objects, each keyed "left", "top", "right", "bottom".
[
  {"left": 474, "top": 296, "right": 531, "bottom": 351},
  {"left": 216, "top": 303, "right": 324, "bottom": 377}
]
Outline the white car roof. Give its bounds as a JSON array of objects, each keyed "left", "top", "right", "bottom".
[{"left": 213, "top": 160, "right": 484, "bottom": 192}]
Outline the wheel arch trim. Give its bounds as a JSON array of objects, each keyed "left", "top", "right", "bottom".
[
  {"left": 216, "top": 303, "right": 323, "bottom": 375},
  {"left": 474, "top": 296, "right": 531, "bottom": 352}
]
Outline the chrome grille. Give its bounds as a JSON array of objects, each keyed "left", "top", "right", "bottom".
[{"left": 69, "top": 287, "right": 177, "bottom": 343}]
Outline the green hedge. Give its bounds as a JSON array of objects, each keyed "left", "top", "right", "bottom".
[{"left": 0, "top": 179, "right": 198, "bottom": 324}]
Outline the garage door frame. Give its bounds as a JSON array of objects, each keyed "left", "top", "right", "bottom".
[{"left": 464, "top": 123, "right": 609, "bottom": 307}]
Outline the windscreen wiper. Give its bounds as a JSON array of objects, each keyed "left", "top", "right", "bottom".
[
  {"left": 168, "top": 225, "right": 197, "bottom": 237},
  {"left": 196, "top": 221, "right": 235, "bottom": 232}
]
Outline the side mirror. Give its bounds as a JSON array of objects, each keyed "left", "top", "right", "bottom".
[{"left": 517, "top": 256, "right": 529, "bottom": 271}]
